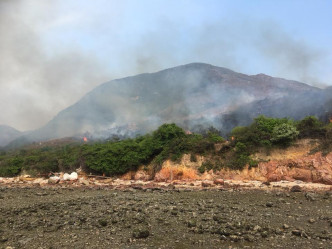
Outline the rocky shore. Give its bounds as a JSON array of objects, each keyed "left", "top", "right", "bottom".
[
  {"left": 0, "top": 177, "right": 331, "bottom": 249},
  {"left": 1, "top": 174, "right": 332, "bottom": 192}
]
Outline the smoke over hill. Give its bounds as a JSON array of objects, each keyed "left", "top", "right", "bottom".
[
  {"left": 2, "top": 62, "right": 332, "bottom": 147},
  {"left": 0, "top": 125, "right": 22, "bottom": 147}
]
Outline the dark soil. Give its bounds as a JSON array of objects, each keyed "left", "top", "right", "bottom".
[{"left": 0, "top": 187, "right": 331, "bottom": 249}]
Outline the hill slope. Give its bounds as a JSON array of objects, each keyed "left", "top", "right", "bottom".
[
  {"left": 24, "top": 62, "right": 326, "bottom": 142},
  {"left": 0, "top": 125, "right": 22, "bottom": 147}
]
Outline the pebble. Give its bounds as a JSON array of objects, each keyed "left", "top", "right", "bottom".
[
  {"left": 187, "top": 219, "right": 196, "bottom": 228},
  {"left": 98, "top": 219, "right": 108, "bottom": 227},
  {"left": 0, "top": 236, "right": 8, "bottom": 243},
  {"left": 308, "top": 218, "right": 315, "bottom": 224},
  {"left": 266, "top": 202, "right": 273, "bottom": 207},
  {"left": 290, "top": 185, "right": 302, "bottom": 192},
  {"left": 292, "top": 230, "right": 302, "bottom": 236},
  {"left": 132, "top": 228, "right": 149, "bottom": 239},
  {"left": 305, "top": 193, "right": 316, "bottom": 201}
]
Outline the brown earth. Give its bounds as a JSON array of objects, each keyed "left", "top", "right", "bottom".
[{"left": 152, "top": 139, "right": 332, "bottom": 185}]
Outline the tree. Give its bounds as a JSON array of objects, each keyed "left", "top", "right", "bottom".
[
  {"left": 152, "top": 123, "right": 186, "bottom": 145},
  {"left": 271, "top": 123, "right": 299, "bottom": 146}
]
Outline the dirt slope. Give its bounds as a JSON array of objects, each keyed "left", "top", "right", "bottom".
[{"left": 152, "top": 139, "right": 332, "bottom": 185}]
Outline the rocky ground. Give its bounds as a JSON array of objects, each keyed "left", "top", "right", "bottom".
[{"left": 0, "top": 186, "right": 331, "bottom": 249}]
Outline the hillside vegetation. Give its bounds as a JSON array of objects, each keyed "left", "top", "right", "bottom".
[{"left": 0, "top": 115, "right": 332, "bottom": 177}]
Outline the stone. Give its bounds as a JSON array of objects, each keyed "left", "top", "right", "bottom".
[
  {"left": 308, "top": 218, "right": 315, "bottom": 224},
  {"left": 201, "top": 181, "right": 213, "bottom": 187},
  {"left": 282, "top": 224, "right": 290, "bottom": 229},
  {"left": 63, "top": 173, "right": 70, "bottom": 181},
  {"left": 266, "top": 202, "right": 273, "bottom": 207},
  {"left": 132, "top": 228, "right": 150, "bottom": 239},
  {"left": 213, "top": 179, "right": 224, "bottom": 185},
  {"left": 48, "top": 176, "right": 60, "bottom": 184},
  {"left": 63, "top": 172, "right": 78, "bottom": 181},
  {"left": 0, "top": 236, "right": 8, "bottom": 243},
  {"left": 305, "top": 193, "right": 316, "bottom": 201},
  {"left": 187, "top": 219, "right": 196, "bottom": 228},
  {"left": 292, "top": 230, "right": 302, "bottom": 236},
  {"left": 39, "top": 179, "right": 49, "bottom": 187},
  {"left": 261, "top": 231, "right": 268, "bottom": 238},
  {"left": 79, "top": 178, "right": 90, "bottom": 186},
  {"left": 245, "top": 234, "right": 255, "bottom": 242},
  {"left": 229, "top": 235, "right": 239, "bottom": 242},
  {"left": 290, "top": 185, "right": 302, "bottom": 192},
  {"left": 98, "top": 219, "right": 108, "bottom": 227}
]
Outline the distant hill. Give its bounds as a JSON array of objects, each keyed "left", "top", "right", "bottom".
[
  {"left": 0, "top": 125, "right": 22, "bottom": 147},
  {"left": 4, "top": 62, "right": 332, "bottom": 146}
]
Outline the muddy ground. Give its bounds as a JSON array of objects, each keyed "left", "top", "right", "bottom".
[{"left": 0, "top": 187, "right": 331, "bottom": 249}]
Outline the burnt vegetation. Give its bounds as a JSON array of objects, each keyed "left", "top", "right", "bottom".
[{"left": 0, "top": 115, "right": 332, "bottom": 177}]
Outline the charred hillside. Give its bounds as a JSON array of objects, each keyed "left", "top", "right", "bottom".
[{"left": 3, "top": 63, "right": 331, "bottom": 146}]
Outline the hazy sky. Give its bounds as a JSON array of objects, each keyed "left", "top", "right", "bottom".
[{"left": 1, "top": 0, "right": 332, "bottom": 131}]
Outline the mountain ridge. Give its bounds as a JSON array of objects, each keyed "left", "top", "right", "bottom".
[{"left": 2, "top": 63, "right": 330, "bottom": 147}]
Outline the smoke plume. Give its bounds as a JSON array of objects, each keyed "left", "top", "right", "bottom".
[{"left": 0, "top": 1, "right": 329, "bottom": 132}]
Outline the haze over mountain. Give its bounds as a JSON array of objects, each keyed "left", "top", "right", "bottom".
[
  {"left": 0, "top": 125, "right": 22, "bottom": 147},
  {"left": 2, "top": 63, "right": 332, "bottom": 147}
]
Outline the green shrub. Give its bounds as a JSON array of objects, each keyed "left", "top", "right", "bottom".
[
  {"left": 248, "top": 158, "right": 259, "bottom": 168},
  {"left": 271, "top": 123, "right": 299, "bottom": 146},
  {"left": 0, "top": 156, "right": 23, "bottom": 176}
]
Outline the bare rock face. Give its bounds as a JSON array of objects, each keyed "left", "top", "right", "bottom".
[
  {"left": 258, "top": 151, "right": 332, "bottom": 185},
  {"left": 213, "top": 140, "right": 332, "bottom": 185},
  {"left": 150, "top": 140, "right": 332, "bottom": 185}
]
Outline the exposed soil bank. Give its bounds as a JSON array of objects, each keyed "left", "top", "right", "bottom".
[{"left": 0, "top": 187, "right": 331, "bottom": 249}]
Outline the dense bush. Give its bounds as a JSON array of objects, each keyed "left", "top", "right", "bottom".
[
  {"left": 231, "top": 115, "right": 299, "bottom": 148},
  {"left": 1, "top": 116, "right": 331, "bottom": 177},
  {"left": 313, "top": 123, "right": 332, "bottom": 155},
  {"left": 0, "top": 156, "right": 24, "bottom": 176},
  {"left": 271, "top": 123, "right": 299, "bottom": 146},
  {"left": 82, "top": 124, "right": 223, "bottom": 176},
  {"left": 229, "top": 115, "right": 300, "bottom": 169}
]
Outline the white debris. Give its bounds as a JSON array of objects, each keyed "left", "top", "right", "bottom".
[
  {"left": 63, "top": 173, "right": 70, "bottom": 181},
  {"left": 63, "top": 172, "right": 78, "bottom": 181}
]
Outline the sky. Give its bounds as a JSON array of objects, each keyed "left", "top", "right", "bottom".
[{"left": 1, "top": 0, "right": 332, "bottom": 131}]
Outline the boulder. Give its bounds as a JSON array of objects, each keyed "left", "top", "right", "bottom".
[
  {"left": 79, "top": 178, "right": 90, "bottom": 186},
  {"left": 290, "top": 185, "right": 302, "bottom": 192},
  {"left": 201, "top": 180, "right": 214, "bottom": 187},
  {"left": 213, "top": 179, "right": 224, "bottom": 185},
  {"left": 63, "top": 172, "right": 78, "bottom": 181},
  {"left": 48, "top": 176, "right": 60, "bottom": 184}
]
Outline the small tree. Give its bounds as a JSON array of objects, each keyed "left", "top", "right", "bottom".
[{"left": 271, "top": 123, "right": 299, "bottom": 146}]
